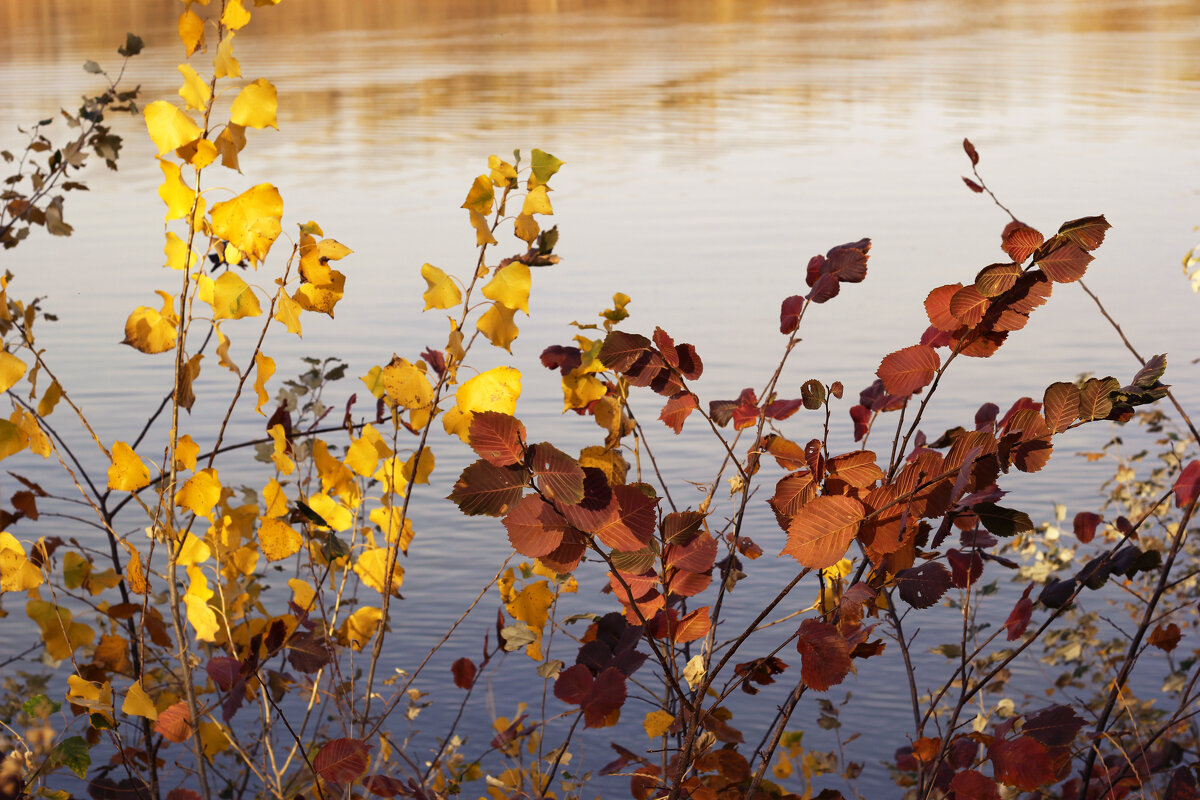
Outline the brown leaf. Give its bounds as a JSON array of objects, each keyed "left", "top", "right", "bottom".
[
  {"left": 782, "top": 495, "right": 863, "bottom": 569},
  {"left": 877, "top": 344, "right": 940, "bottom": 397},
  {"left": 795, "top": 618, "right": 852, "bottom": 691}
]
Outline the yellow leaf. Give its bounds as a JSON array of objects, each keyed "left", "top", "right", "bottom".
[
  {"left": 37, "top": 380, "right": 62, "bottom": 417},
  {"left": 420, "top": 263, "right": 462, "bottom": 310},
  {"left": 213, "top": 322, "right": 239, "bottom": 375},
  {"left": 477, "top": 302, "right": 519, "bottom": 352},
  {"left": 443, "top": 366, "right": 521, "bottom": 443},
  {"left": 372, "top": 457, "right": 408, "bottom": 496},
  {"left": 199, "top": 721, "right": 231, "bottom": 758},
  {"left": 354, "top": 547, "right": 404, "bottom": 597},
  {"left": 513, "top": 213, "right": 539, "bottom": 244},
  {"left": 164, "top": 232, "right": 197, "bottom": 271},
  {"left": 108, "top": 441, "right": 151, "bottom": 492},
  {"left": 176, "top": 137, "right": 218, "bottom": 169},
  {"left": 293, "top": 268, "right": 346, "bottom": 316},
  {"left": 177, "top": 64, "right": 212, "bottom": 111},
  {"left": 521, "top": 185, "right": 553, "bottom": 216},
  {"left": 257, "top": 517, "right": 301, "bottom": 561},
  {"left": 144, "top": 101, "right": 202, "bottom": 155},
  {"left": 14, "top": 409, "right": 49, "bottom": 458},
  {"left": 0, "top": 351, "right": 26, "bottom": 393},
  {"left": 369, "top": 506, "right": 414, "bottom": 554},
  {"left": 122, "top": 290, "right": 179, "bottom": 355},
  {"left": 307, "top": 492, "right": 352, "bottom": 532},
  {"left": 488, "top": 155, "right": 517, "bottom": 186},
  {"left": 200, "top": 271, "right": 262, "bottom": 320},
  {"left": 360, "top": 365, "right": 385, "bottom": 399},
  {"left": 252, "top": 352, "right": 274, "bottom": 415},
  {"left": 683, "top": 655, "right": 706, "bottom": 690},
  {"left": 482, "top": 263, "right": 531, "bottom": 313},
  {"left": 382, "top": 357, "right": 434, "bottom": 412},
  {"left": 0, "top": 532, "right": 43, "bottom": 592},
  {"left": 0, "top": 419, "right": 26, "bottom": 461},
  {"left": 27, "top": 600, "right": 93, "bottom": 660},
  {"left": 186, "top": 592, "right": 220, "bottom": 642},
  {"left": 344, "top": 436, "right": 380, "bottom": 477},
  {"left": 274, "top": 291, "right": 303, "bottom": 336},
  {"left": 338, "top": 606, "right": 382, "bottom": 651},
  {"left": 469, "top": 210, "right": 498, "bottom": 246},
  {"left": 123, "top": 681, "right": 159, "bottom": 720},
  {"left": 67, "top": 675, "right": 114, "bottom": 724},
  {"left": 175, "top": 468, "right": 222, "bottom": 519},
  {"left": 262, "top": 478, "right": 288, "bottom": 518},
  {"left": 506, "top": 580, "right": 553, "bottom": 660},
  {"left": 213, "top": 31, "right": 240, "bottom": 78},
  {"left": 229, "top": 78, "right": 277, "bottom": 130},
  {"left": 289, "top": 578, "right": 315, "bottom": 612},
  {"left": 267, "top": 423, "right": 294, "bottom": 475},
  {"left": 221, "top": 0, "right": 251, "bottom": 30},
  {"left": 175, "top": 434, "right": 199, "bottom": 472},
  {"left": 461, "top": 174, "right": 494, "bottom": 215},
  {"left": 644, "top": 710, "right": 675, "bottom": 738},
  {"left": 178, "top": 8, "right": 206, "bottom": 56},
  {"left": 528, "top": 149, "right": 564, "bottom": 188},
  {"left": 401, "top": 448, "right": 434, "bottom": 485},
  {"left": 157, "top": 158, "right": 196, "bottom": 222},
  {"left": 177, "top": 532, "right": 212, "bottom": 566},
  {"left": 317, "top": 238, "right": 352, "bottom": 260},
  {"left": 561, "top": 373, "right": 606, "bottom": 411},
  {"left": 214, "top": 122, "right": 246, "bottom": 170},
  {"left": 210, "top": 183, "right": 283, "bottom": 265},
  {"left": 313, "top": 439, "right": 359, "bottom": 504}
]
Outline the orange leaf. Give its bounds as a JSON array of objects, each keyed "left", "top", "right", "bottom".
[
  {"left": 781, "top": 495, "right": 863, "bottom": 569},
  {"left": 877, "top": 344, "right": 940, "bottom": 397}
]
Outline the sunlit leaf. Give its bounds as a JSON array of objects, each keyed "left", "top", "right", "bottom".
[
  {"left": 221, "top": 0, "right": 252, "bottom": 30},
  {"left": 1042, "top": 381, "right": 1080, "bottom": 433},
  {"left": 210, "top": 183, "right": 283, "bottom": 265},
  {"left": 107, "top": 441, "right": 152, "bottom": 492},
  {"left": 503, "top": 494, "right": 569, "bottom": 557},
  {"left": 175, "top": 468, "right": 222, "bottom": 518},
  {"left": 468, "top": 411, "right": 526, "bottom": 466},
  {"left": 1057, "top": 214, "right": 1110, "bottom": 251},
  {"left": 230, "top": 78, "right": 278, "bottom": 129},
  {"left": 157, "top": 157, "right": 196, "bottom": 221},
  {"left": 1000, "top": 222, "right": 1044, "bottom": 263},
  {"left": 448, "top": 460, "right": 526, "bottom": 516},
  {"left": 521, "top": 185, "right": 553, "bottom": 216},
  {"left": 253, "top": 352, "right": 274, "bottom": 415},
  {"left": 877, "top": 344, "right": 939, "bottom": 397},
  {"left": 144, "top": 101, "right": 202, "bottom": 155},
  {"left": 199, "top": 271, "right": 262, "bottom": 320},
  {"left": 0, "top": 532, "right": 43, "bottom": 592},
  {"left": 177, "top": 64, "right": 211, "bottom": 111},
  {"left": 214, "top": 122, "right": 246, "bottom": 170},
  {"left": 121, "top": 681, "right": 158, "bottom": 721},
  {"left": 529, "top": 149, "right": 565, "bottom": 188},
  {"left": 178, "top": 8, "right": 205, "bottom": 56},
  {"left": 925, "top": 284, "right": 963, "bottom": 332},
  {"left": 443, "top": 366, "right": 522, "bottom": 443},
  {"left": 355, "top": 547, "right": 404, "bottom": 597},
  {"left": 482, "top": 263, "right": 531, "bottom": 313},
  {"left": 461, "top": 175, "right": 494, "bottom": 215},
  {"left": 123, "top": 291, "right": 179, "bottom": 355},
  {"left": 258, "top": 517, "right": 301, "bottom": 561},
  {"left": 782, "top": 495, "right": 862, "bottom": 569},
  {"left": 420, "top": 263, "right": 461, "bottom": 310},
  {"left": 1034, "top": 239, "right": 1092, "bottom": 283},
  {"left": 530, "top": 442, "right": 585, "bottom": 503},
  {"left": 477, "top": 302, "right": 520, "bottom": 351}
]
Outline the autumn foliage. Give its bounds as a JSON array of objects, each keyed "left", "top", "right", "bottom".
[{"left": 1, "top": 5, "right": 1199, "bottom": 800}]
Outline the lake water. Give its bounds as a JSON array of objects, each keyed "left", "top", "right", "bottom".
[{"left": 2, "top": 0, "right": 1200, "bottom": 796}]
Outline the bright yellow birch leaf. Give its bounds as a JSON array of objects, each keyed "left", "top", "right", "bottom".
[
  {"left": 175, "top": 434, "right": 199, "bottom": 472},
  {"left": 469, "top": 210, "right": 498, "bottom": 245},
  {"left": 209, "top": 183, "right": 283, "bottom": 265},
  {"left": 120, "top": 540, "right": 148, "bottom": 595},
  {"left": 267, "top": 424, "right": 294, "bottom": 474},
  {"left": 229, "top": 78, "right": 277, "bottom": 129},
  {"left": 123, "top": 681, "right": 159, "bottom": 720},
  {"left": 528, "top": 149, "right": 564, "bottom": 188},
  {"left": 482, "top": 263, "right": 531, "bottom": 313},
  {"left": 38, "top": 380, "right": 62, "bottom": 417},
  {"left": 289, "top": 578, "right": 315, "bottom": 611},
  {"left": 258, "top": 517, "right": 301, "bottom": 561},
  {"left": 369, "top": 506, "right": 414, "bottom": 553},
  {"left": 338, "top": 606, "right": 382, "bottom": 651},
  {"left": 108, "top": 441, "right": 151, "bottom": 492},
  {"left": 123, "top": 291, "right": 179, "bottom": 354},
  {"left": 561, "top": 373, "right": 606, "bottom": 410},
  {"left": 420, "top": 263, "right": 462, "bottom": 310},
  {"left": 644, "top": 710, "right": 675, "bottom": 738},
  {"left": 317, "top": 238, "right": 352, "bottom": 260},
  {"left": 164, "top": 232, "right": 197, "bottom": 271},
  {"left": 293, "top": 269, "right": 346, "bottom": 316},
  {"left": 177, "top": 532, "right": 213, "bottom": 566},
  {"left": 359, "top": 424, "right": 393, "bottom": 457},
  {"left": 157, "top": 158, "right": 195, "bottom": 221},
  {"left": 307, "top": 492, "right": 352, "bottom": 532},
  {"left": 214, "top": 32, "right": 240, "bottom": 78},
  {"left": 214, "top": 122, "right": 246, "bottom": 170},
  {"left": 354, "top": 547, "right": 404, "bottom": 597},
  {"left": 477, "top": 302, "right": 519, "bottom": 351},
  {"left": 177, "top": 64, "right": 212, "bottom": 111},
  {"left": 521, "top": 185, "right": 553, "bottom": 216},
  {"left": 488, "top": 155, "right": 517, "bottom": 186},
  {"left": 313, "top": 439, "right": 358, "bottom": 504},
  {"left": 344, "top": 436, "right": 380, "bottom": 477},
  {"left": 0, "top": 532, "right": 43, "bottom": 592},
  {"left": 221, "top": 0, "right": 251, "bottom": 30},
  {"left": 461, "top": 175, "right": 494, "bottom": 215},
  {"left": 27, "top": 600, "right": 92, "bottom": 660},
  {"left": 360, "top": 365, "right": 385, "bottom": 399},
  {"left": 176, "top": 138, "right": 218, "bottom": 169},
  {"left": 506, "top": 580, "right": 553, "bottom": 660},
  {"left": 14, "top": 410, "right": 49, "bottom": 457},
  {"left": 178, "top": 8, "right": 205, "bottom": 56},
  {"left": 253, "top": 353, "right": 274, "bottom": 415},
  {"left": 144, "top": 101, "right": 202, "bottom": 155},
  {"left": 372, "top": 457, "right": 408, "bottom": 496},
  {"left": 261, "top": 478, "right": 287, "bottom": 517},
  {"left": 443, "top": 366, "right": 521, "bottom": 442},
  {"left": 200, "top": 271, "right": 262, "bottom": 320},
  {"left": 175, "top": 469, "right": 222, "bottom": 519},
  {"left": 67, "top": 676, "right": 114, "bottom": 724},
  {"left": 0, "top": 351, "right": 26, "bottom": 393},
  {"left": 185, "top": 592, "right": 220, "bottom": 642},
  {"left": 401, "top": 448, "right": 434, "bottom": 485},
  {"left": 0, "top": 419, "right": 25, "bottom": 461},
  {"left": 513, "top": 213, "right": 539, "bottom": 243},
  {"left": 273, "top": 291, "right": 303, "bottom": 336},
  {"left": 381, "top": 358, "right": 433, "bottom": 411}
]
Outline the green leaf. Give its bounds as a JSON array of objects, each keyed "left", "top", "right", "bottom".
[
  {"left": 82, "top": 61, "right": 103, "bottom": 74},
  {"left": 52, "top": 736, "right": 91, "bottom": 779},
  {"left": 529, "top": 149, "right": 564, "bottom": 187},
  {"left": 23, "top": 693, "right": 61, "bottom": 719},
  {"left": 118, "top": 33, "right": 144, "bottom": 58}
]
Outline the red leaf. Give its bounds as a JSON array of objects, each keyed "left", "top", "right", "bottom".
[
  {"left": 763, "top": 435, "right": 807, "bottom": 471},
  {"left": 1035, "top": 239, "right": 1092, "bottom": 283},
  {"left": 166, "top": 790, "right": 202, "bottom": 800},
  {"left": 963, "top": 176, "right": 984, "bottom": 193},
  {"left": 1072, "top": 511, "right": 1101, "bottom": 544},
  {"left": 849, "top": 404, "right": 871, "bottom": 441},
  {"left": 763, "top": 398, "right": 803, "bottom": 421},
  {"left": 950, "top": 285, "right": 989, "bottom": 328},
  {"left": 206, "top": 657, "right": 241, "bottom": 691},
  {"left": 823, "top": 239, "right": 870, "bottom": 283},
  {"left": 1022, "top": 704, "right": 1085, "bottom": 748},
  {"left": 947, "top": 549, "right": 983, "bottom": 588},
  {"left": 155, "top": 702, "right": 192, "bottom": 743},
  {"left": 504, "top": 494, "right": 569, "bottom": 557},
  {"left": 582, "top": 667, "right": 627, "bottom": 728},
  {"left": 1005, "top": 583, "right": 1034, "bottom": 640},
  {"left": 659, "top": 392, "right": 698, "bottom": 434},
  {"left": 963, "top": 138, "right": 979, "bottom": 166},
  {"left": 652, "top": 327, "right": 677, "bottom": 367},
  {"left": 769, "top": 470, "right": 816, "bottom": 529},
  {"left": 795, "top": 618, "right": 853, "bottom": 691},
  {"left": 314, "top": 738, "right": 371, "bottom": 784},
  {"left": 451, "top": 657, "right": 477, "bottom": 689},
  {"left": 1057, "top": 214, "right": 1110, "bottom": 251},
  {"left": 598, "top": 331, "right": 653, "bottom": 373},
  {"left": 1149, "top": 622, "right": 1182, "bottom": 652},
  {"left": 1078, "top": 377, "right": 1119, "bottom": 421},
  {"left": 988, "top": 736, "right": 1057, "bottom": 791},
  {"left": 664, "top": 532, "right": 717, "bottom": 573},
  {"left": 780, "top": 295, "right": 805, "bottom": 334},
  {"left": 554, "top": 664, "right": 593, "bottom": 705},
  {"left": 529, "top": 442, "right": 585, "bottom": 504},
  {"left": 925, "top": 283, "right": 964, "bottom": 331},
  {"left": 877, "top": 344, "right": 940, "bottom": 397},
  {"left": 782, "top": 495, "right": 863, "bottom": 569},
  {"left": 448, "top": 460, "right": 527, "bottom": 516},
  {"left": 468, "top": 411, "right": 527, "bottom": 467},
  {"left": 672, "top": 607, "right": 711, "bottom": 643},
  {"left": 580, "top": 484, "right": 659, "bottom": 552},
  {"left": 540, "top": 345, "right": 581, "bottom": 375},
  {"left": 1175, "top": 460, "right": 1200, "bottom": 508},
  {"left": 362, "top": 775, "right": 406, "bottom": 798},
  {"left": 539, "top": 529, "right": 587, "bottom": 573},
  {"left": 674, "top": 342, "right": 703, "bottom": 380},
  {"left": 949, "top": 770, "right": 1000, "bottom": 800},
  {"left": 1000, "top": 222, "right": 1044, "bottom": 264},
  {"left": 896, "top": 562, "right": 951, "bottom": 609},
  {"left": 807, "top": 273, "right": 840, "bottom": 303},
  {"left": 1042, "top": 382, "right": 1080, "bottom": 434}
]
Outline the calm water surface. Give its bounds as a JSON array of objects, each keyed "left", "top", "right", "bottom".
[{"left": 2, "top": 1, "right": 1200, "bottom": 795}]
